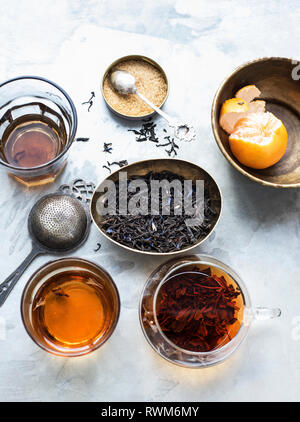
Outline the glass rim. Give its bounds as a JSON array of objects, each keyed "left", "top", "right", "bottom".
[
  {"left": 0, "top": 75, "right": 78, "bottom": 172},
  {"left": 20, "top": 257, "right": 120, "bottom": 357},
  {"left": 152, "top": 258, "right": 250, "bottom": 356}
]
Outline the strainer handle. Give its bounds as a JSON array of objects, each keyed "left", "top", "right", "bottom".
[{"left": 0, "top": 246, "right": 42, "bottom": 307}]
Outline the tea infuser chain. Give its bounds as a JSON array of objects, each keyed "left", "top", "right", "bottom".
[{"left": 59, "top": 179, "right": 96, "bottom": 205}]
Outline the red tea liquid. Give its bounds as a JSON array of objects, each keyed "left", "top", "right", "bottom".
[{"left": 156, "top": 265, "right": 244, "bottom": 352}]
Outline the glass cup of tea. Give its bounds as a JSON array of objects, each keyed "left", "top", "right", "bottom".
[
  {"left": 0, "top": 76, "right": 77, "bottom": 187},
  {"left": 21, "top": 258, "right": 120, "bottom": 357},
  {"left": 140, "top": 254, "right": 281, "bottom": 368}
]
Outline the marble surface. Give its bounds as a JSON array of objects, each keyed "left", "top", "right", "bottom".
[{"left": 0, "top": 0, "right": 300, "bottom": 402}]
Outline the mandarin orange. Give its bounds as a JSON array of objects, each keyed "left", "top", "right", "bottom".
[{"left": 229, "top": 112, "right": 288, "bottom": 169}]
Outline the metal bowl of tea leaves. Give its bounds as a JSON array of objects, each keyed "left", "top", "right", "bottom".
[
  {"left": 90, "top": 159, "right": 222, "bottom": 256},
  {"left": 212, "top": 57, "right": 300, "bottom": 188}
]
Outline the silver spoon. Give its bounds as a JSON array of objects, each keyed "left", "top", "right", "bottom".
[
  {"left": 0, "top": 193, "right": 90, "bottom": 307},
  {"left": 110, "top": 70, "right": 196, "bottom": 142}
]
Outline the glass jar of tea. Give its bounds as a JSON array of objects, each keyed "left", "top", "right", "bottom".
[{"left": 0, "top": 76, "right": 77, "bottom": 187}]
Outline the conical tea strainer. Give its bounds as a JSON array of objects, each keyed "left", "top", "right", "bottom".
[{"left": 0, "top": 192, "right": 90, "bottom": 307}]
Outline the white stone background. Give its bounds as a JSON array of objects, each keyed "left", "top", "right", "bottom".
[{"left": 0, "top": 0, "right": 299, "bottom": 402}]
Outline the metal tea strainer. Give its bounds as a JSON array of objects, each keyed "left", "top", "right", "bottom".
[{"left": 0, "top": 192, "right": 90, "bottom": 307}]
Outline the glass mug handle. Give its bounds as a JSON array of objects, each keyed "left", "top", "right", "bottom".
[{"left": 252, "top": 307, "right": 281, "bottom": 320}]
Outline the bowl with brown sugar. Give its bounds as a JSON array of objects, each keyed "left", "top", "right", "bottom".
[{"left": 102, "top": 55, "right": 169, "bottom": 120}]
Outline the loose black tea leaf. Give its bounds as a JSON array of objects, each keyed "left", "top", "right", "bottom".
[
  {"left": 103, "top": 160, "right": 128, "bottom": 174},
  {"left": 156, "top": 136, "right": 179, "bottom": 157},
  {"left": 99, "top": 170, "right": 217, "bottom": 253},
  {"left": 128, "top": 119, "right": 180, "bottom": 156},
  {"left": 102, "top": 165, "right": 111, "bottom": 173},
  {"left": 94, "top": 243, "right": 102, "bottom": 252},
  {"left": 82, "top": 91, "right": 95, "bottom": 103},
  {"left": 103, "top": 142, "right": 113, "bottom": 154},
  {"left": 52, "top": 287, "right": 69, "bottom": 298},
  {"left": 82, "top": 91, "right": 95, "bottom": 112},
  {"left": 76, "top": 137, "right": 90, "bottom": 142},
  {"left": 107, "top": 160, "right": 128, "bottom": 168},
  {"left": 128, "top": 119, "right": 158, "bottom": 143},
  {"left": 13, "top": 150, "right": 26, "bottom": 163}
]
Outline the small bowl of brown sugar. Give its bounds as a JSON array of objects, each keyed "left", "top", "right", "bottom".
[{"left": 102, "top": 55, "right": 169, "bottom": 120}]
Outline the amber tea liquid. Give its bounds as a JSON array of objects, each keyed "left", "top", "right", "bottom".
[
  {"left": 0, "top": 106, "right": 66, "bottom": 168},
  {"left": 32, "top": 271, "right": 114, "bottom": 349}
]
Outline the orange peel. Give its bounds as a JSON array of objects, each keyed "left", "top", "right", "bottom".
[
  {"left": 219, "top": 98, "right": 249, "bottom": 134},
  {"left": 235, "top": 84, "right": 261, "bottom": 103}
]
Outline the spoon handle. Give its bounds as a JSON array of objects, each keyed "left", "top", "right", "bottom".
[
  {"left": 135, "top": 91, "right": 176, "bottom": 125},
  {"left": 0, "top": 245, "right": 42, "bottom": 307},
  {"left": 136, "top": 91, "right": 196, "bottom": 142}
]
